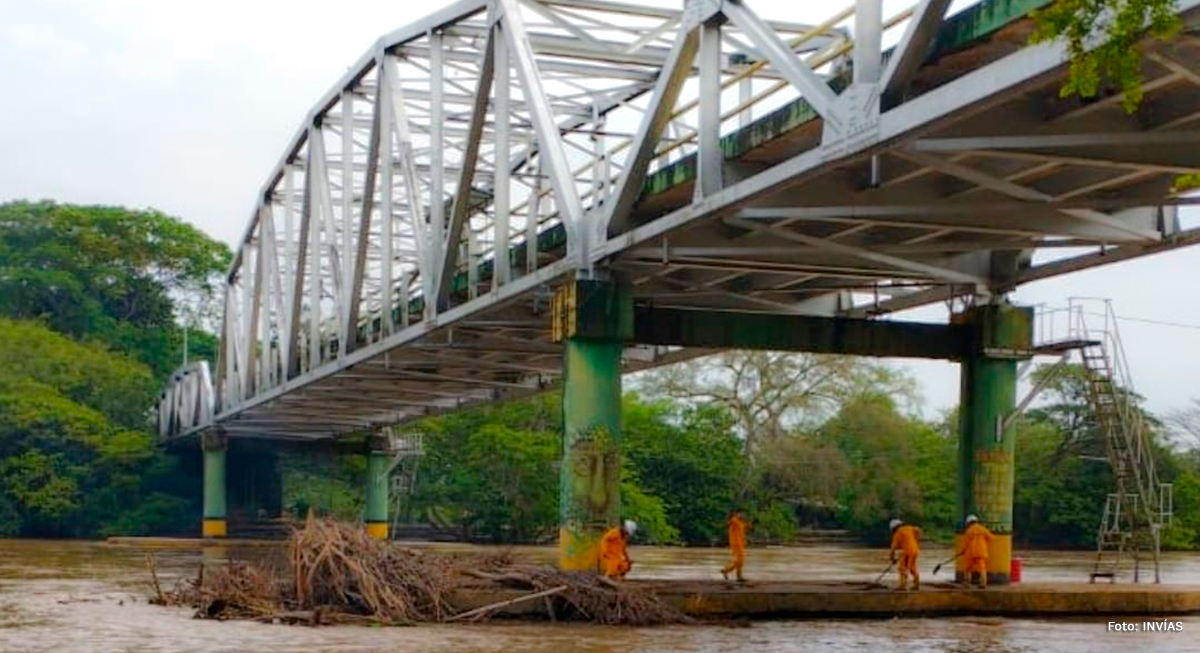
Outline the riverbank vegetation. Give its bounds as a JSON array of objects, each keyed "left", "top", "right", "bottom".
[
  {"left": 0, "top": 201, "right": 229, "bottom": 537},
  {"left": 391, "top": 358, "right": 1200, "bottom": 549},
  {"left": 3, "top": 200, "right": 1200, "bottom": 550}
]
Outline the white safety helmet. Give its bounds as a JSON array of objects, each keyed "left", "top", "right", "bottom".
[
  {"left": 889, "top": 519, "right": 902, "bottom": 531},
  {"left": 623, "top": 520, "right": 637, "bottom": 535},
  {"left": 965, "top": 514, "right": 979, "bottom": 525}
]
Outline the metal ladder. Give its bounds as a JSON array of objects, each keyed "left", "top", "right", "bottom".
[
  {"left": 382, "top": 427, "right": 425, "bottom": 539},
  {"left": 1093, "top": 493, "right": 1128, "bottom": 582},
  {"left": 1067, "top": 299, "right": 1172, "bottom": 583}
]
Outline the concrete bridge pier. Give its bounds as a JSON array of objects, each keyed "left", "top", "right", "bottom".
[
  {"left": 953, "top": 300, "right": 1033, "bottom": 585},
  {"left": 201, "top": 431, "right": 227, "bottom": 538},
  {"left": 365, "top": 439, "right": 390, "bottom": 539},
  {"left": 556, "top": 279, "right": 631, "bottom": 570}
]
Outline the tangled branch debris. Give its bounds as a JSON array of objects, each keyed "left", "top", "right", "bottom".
[
  {"left": 150, "top": 517, "right": 686, "bottom": 626},
  {"left": 159, "top": 558, "right": 282, "bottom": 620},
  {"left": 459, "top": 566, "right": 688, "bottom": 625}
]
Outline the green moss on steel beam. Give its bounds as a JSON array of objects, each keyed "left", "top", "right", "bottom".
[
  {"left": 933, "top": 0, "right": 1054, "bottom": 55},
  {"left": 640, "top": 0, "right": 1052, "bottom": 201},
  {"left": 641, "top": 77, "right": 838, "bottom": 197}
]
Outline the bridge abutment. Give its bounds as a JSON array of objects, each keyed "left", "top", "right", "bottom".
[{"left": 953, "top": 301, "right": 1033, "bottom": 586}]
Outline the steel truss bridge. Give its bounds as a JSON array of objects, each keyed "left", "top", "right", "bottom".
[{"left": 160, "top": 0, "right": 1200, "bottom": 444}]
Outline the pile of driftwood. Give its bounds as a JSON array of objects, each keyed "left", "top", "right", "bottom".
[
  {"left": 458, "top": 565, "right": 687, "bottom": 626},
  {"left": 149, "top": 517, "right": 686, "bottom": 626},
  {"left": 151, "top": 556, "right": 284, "bottom": 621}
]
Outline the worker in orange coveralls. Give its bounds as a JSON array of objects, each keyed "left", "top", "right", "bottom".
[
  {"left": 888, "top": 518, "right": 921, "bottom": 590},
  {"left": 959, "top": 514, "right": 993, "bottom": 589},
  {"left": 721, "top": 510, "right": 750, "bottom": 582},
  {"left": 600, "top": 520, "right": 636, "bottom": 579}
]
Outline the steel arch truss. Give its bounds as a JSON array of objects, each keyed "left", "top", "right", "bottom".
[{"left": 163, "top": 0, "right": 1200, "bottom": 443}]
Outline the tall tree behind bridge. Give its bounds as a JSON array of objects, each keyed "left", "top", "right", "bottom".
[
  {"left": 633, "top": 351, "right": 915, "bottom": 456},
  {"left": 0, "top": 201, "right": 231, "bottom": 378}
]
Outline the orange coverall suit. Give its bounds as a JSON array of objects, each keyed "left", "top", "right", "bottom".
[
  {"left": 889, "top": 524, "right": 921, "bottom": 590},
  {"left": 599, "top": 527, "right": 631, "bottom": 579},
  {"left": 961, "top": 522, "right": 994, "bottom": 588},
  {"left": 721, "top": 514, "right": 749, "bottom": 581}
]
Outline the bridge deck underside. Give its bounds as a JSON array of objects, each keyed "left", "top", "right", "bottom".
[{"left": 189, "top": 1, "right": 1200, "bottom": 443}]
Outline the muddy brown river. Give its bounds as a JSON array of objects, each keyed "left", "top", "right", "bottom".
[{"left": 3, "top": 539, "right": 1198, "bottom": 652}]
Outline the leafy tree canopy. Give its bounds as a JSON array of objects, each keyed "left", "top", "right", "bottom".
[
  {"left": 0, "top": 201, "right": 230, "bottom": 377},
  {"left": 1033, "top": 0, "right": 1181, "bottom": 113},
  {"left": 0, "top": 318, "right": 195, "bottom": 537}
]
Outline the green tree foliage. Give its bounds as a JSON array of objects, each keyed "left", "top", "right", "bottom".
[
  {"left": 0, "top": 201, "right": 230, "bottom": 378},
  {"left": 810, "top": 393, "right": 957, "bottom": 543},
  {"left": 754, "top": 434, "right": 848, "bottom": 528},
  {"left": 281, "top": 450, "right": 367, "bottom": 521},
  {"left": 1173, "top": 173, "right": 1200, "bottom": 192},
  {"left": 458, "top": 423, "right": 559, "bottom": 543},
  {"left": 635, "top": 352, "right": 900, "bottom": 457},
  {"left": 386, "top": 362, "right": 1200, "bottom": 551},
  {"left": 1025, "top": 364, "right": 1099, "bottom": 455},
  {"left": 1161, "top": 452, "right": 1200, "bottom": 548},
  {"left": 0, "top": 318, "right": 156, "bottom": 429},
  {"left": 0, "top": 201, "right": 232, "bottom": 538},
  {"left": 1012, "top": 418, "right": 1110, "bottom": 547},
  {"left": 1032, "top": 0, "right": 1181, "bottom": 113},
  {"left": 402, "top": 393, "right": 740, "bottom": 545},
  {"left": 0, "top": 318, "right": 197, "bottom": 537},
  {"left": 0, "top": 201, "right": 227, "bottom": 538},
  {"left": 1011, "top": 363, "right": 1187, "bottom": 549},
  {"left": 620, "top": 469, "right": 679, "bottom": 545},
  {"left": 622, "top": 397, "right": 744, "bottom": 544},
  {"left": 412, "top": 396, "right": 560, "bottom": 543}
]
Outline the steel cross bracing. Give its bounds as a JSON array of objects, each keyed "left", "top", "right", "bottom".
[{"left": 158, "top": 0, "right": 1200, "bottom": 443}]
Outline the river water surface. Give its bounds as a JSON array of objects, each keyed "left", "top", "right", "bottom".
[{"left": 2, "top": 539, "right": 1198, "bottom": 652}]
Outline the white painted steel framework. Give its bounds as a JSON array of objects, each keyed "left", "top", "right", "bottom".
[
  {"left": 158, "top": 362, "right": 215, "bottom": 441},
  {"left": 159, "top": 0, "right": 1200, "bottom": 442}
]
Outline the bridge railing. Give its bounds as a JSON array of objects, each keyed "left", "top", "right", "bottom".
[{"left": 157, "top": 361, "right": 215, "bottom": 443}]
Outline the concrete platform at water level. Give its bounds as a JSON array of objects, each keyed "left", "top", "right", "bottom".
[{"left": 453, "top": 580, "right": 1200, "bottom": 619}]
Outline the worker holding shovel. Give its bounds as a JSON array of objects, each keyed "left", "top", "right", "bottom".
[
  {"left": 931, "top": 514, "right": 994, "bottom": 589},
  {"left": 888, "top": 518, "right": 922, "bottom": 591}
]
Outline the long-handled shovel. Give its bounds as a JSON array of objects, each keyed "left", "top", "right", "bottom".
[
  {"left": 872, "top": 559, "right": 898, "bottom": 586},
  {"left": 932, "top": 552, "right": 961, "bottom": 575}
]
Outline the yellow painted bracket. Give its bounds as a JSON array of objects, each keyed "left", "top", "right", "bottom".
[
  {"left": 551, "top": 282, "right": 578, "bottom": 343},
  {"left": 551, "top": 279, "right": 632, "bottom": 343}
]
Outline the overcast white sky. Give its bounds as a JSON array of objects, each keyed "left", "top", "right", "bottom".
[{"left": 1, "top": 0, "right": 1197, "bottom": 420}]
